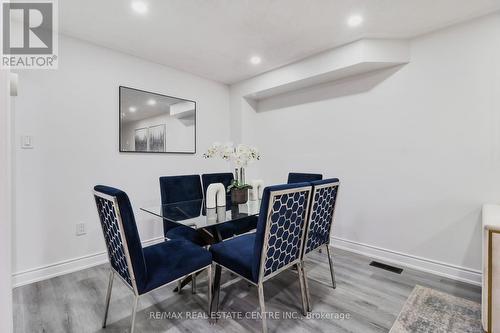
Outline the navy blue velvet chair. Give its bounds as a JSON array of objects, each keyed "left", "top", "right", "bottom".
[
  {"left": 160, "top": 174, "right": 203, "bottom": 203},
  {"left": 94, "top": 185, "right": 212, "bottom": 333},
  {"left": 300, "top": 178, "right": 340, "bottom": 311},
  {"left": 160, "top": 175, "right": 234, "bottom": 244},
  {"left": 201, "top": 172, "right": 234, "bottom": 195},
  {"left": 159, "top": 175, "right": 208, "bottom": 245},
  {"left": 287, "top": 172, "right": 323, "bottom": 184},
  {"left": 202, "top": 172, "right": 258, "bottom": 235},
  {"left": 209, "top": 183, "right": 312, "bottom": 333}
]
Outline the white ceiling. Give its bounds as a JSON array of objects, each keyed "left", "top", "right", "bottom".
[
  {"left": 120, "top": 87, "right": 194, "bottom": 123},
  {"left": 60, "top": 0, "right": 500, "bottom": 84}
]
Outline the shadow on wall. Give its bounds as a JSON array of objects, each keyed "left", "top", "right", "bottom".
[{"left": 247, "top": 65, "right": 404, "bottom": 112}]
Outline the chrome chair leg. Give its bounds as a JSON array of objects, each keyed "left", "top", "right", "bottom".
[
  {"left": 130, "top": 295, "right": 139, "bottom": 333},
  {"left": 102, "top": 269, "right": 114, "bottom": 328},
  {"left": 296, "top": 263, "right": 307, "bottom": 316},
  {"left": 210, "top": 264, "right": 222, "bottom": 324},
  {"left": 257, "top": 283, "right": 267, "bottom": 333},
  {"left": 301, "top": 262, "right": 312, "bottom": 312},
  {"left": 326, "top": 245, "right": 336, "bottom": 289},
  {"left": 177, "top": 280, "right": 182, "bottom": 293},
  {"left": 207, "top": 265, "right": 213, "bottom": 314},
  {"left": 191, "top": 274, "right": 197, "bottom": 294}
]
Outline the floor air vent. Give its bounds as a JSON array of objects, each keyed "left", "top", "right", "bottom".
[{"left": 369, "top": 261, "right": 403, "bottom": 274}]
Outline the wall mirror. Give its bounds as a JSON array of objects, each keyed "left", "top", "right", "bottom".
[{"left": 119, "top": 86, "right": 196, "bottom": 154}]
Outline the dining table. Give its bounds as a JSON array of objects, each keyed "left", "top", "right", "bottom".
[{"left": 141, "top": 196, "right": 262, "bottom": 318}]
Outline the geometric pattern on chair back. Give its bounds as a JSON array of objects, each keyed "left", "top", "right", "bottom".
[
  {"left": 262, "top": 188, "right": 310, "bottom": 278},
  {"left": 95, "top": 195, "right": 133, "bottom": 288},
  {"left": 305, "top": 180, "right": 339, "bottom": 254}
]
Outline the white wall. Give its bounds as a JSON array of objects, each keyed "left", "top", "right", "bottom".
[
  {"left": 12, "top": 12, "right": 500, "bottom": 287},
  {"left": 0, "top": 70, "right": 13, "bottom": 331},
  {"left": 12, "top": 35, "right": 231, "bottom": 285},
  {"left": 230, "top": 13, "right": 500, "bottom": 284}
]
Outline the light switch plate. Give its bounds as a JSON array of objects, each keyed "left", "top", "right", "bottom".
[{"left": 21, "top": 136, "right": 34, "bottom": 149}]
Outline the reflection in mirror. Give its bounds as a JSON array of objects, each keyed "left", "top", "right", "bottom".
[{"left": 119, "top": 86, "right": 196, "bottom": 153}]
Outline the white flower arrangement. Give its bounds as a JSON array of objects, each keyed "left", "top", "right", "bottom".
[{"left": 203, "top": 142, "right": 260, "bottom": 168}]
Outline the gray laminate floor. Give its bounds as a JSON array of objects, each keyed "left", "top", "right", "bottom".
[{"left": 13, "top": 248, "right": 481, "bottom": 333}]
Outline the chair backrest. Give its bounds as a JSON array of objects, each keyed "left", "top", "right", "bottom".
[
  {"left": 303, "top": 178, "right": 340, "bottom": 256},
  {"left": 287, "top": 172, "right": 323, "bottom": 184},
  {"left": 159, "top": 175, "right": 203, "bottom": 204},
  {"left": 159, "top": 175, "right": 203, "bottom": 236},
  {"left": 252, "top": 183, "right": 312, "bottom": 282},
  {"left": 93, "top": 185, "right": 147, "bottom": 293},
  {"left": 201, "top": 172, "right": 234, "bottom": 195}
]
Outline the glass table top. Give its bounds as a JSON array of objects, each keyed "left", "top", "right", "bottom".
[{"left": 140, "top": 197, "right": 261, "bottom": 229}]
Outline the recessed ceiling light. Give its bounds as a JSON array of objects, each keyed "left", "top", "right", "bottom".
[
  {"left": 129, "top": 106, "right": 137, "bottom": 113},
  {"left": 131, "top": 1, "right": 148, "bottom": 14},
  {"left": 250, "top": 56, "right": 262, "bottom": 65},
  {"left": 347, "top": 15, "right": 363, "bottom": 27},
  {"left": 147, "top": 99, "right": 157, "bottom": 106}
]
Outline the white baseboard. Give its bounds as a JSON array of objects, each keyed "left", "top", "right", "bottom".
[
  {"left": 12, "top": 236, "right": 164, "bottom": 288},
  {"left": 13, "top": 235, "right": 482, "bottom": 288},
  {"left": 332, "top": 236, "right": 482, "bottom": 286}
]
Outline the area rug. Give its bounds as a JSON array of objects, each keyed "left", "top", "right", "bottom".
[{"left": 389, "top": 285, "right": 483, "bottom": 333}]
